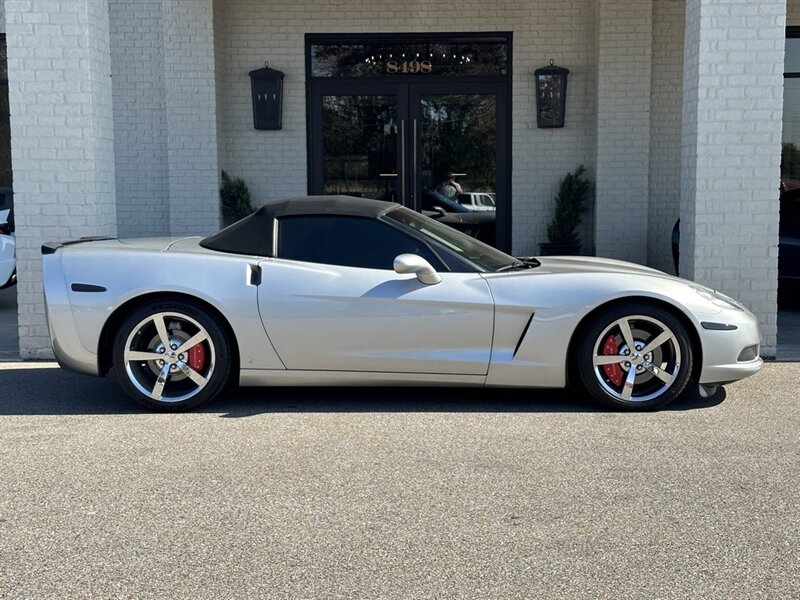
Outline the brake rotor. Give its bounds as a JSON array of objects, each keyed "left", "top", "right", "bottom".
[
  {"left": 602, "top": 327, "right": 665, "bottom": 388},
  {"left": 617, "top": 327, "right": 661, "bottom": 385},
  {"left": 145, "top": 328, "right": 192, "bottom": 381}
]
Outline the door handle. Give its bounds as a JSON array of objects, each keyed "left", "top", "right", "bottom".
[
  {"left": 400, "top": 119, "right": 406, "bottom": 204},
  {"left": 412, "top": 118, "right": 418, "bottom": 209},
  {"left": 248, "top": 264, "right": 262, "bottom": 286}
]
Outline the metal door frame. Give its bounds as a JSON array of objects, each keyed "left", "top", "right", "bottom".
[{"left": 306, "top": 32, "right": 512, "bottom": 251}]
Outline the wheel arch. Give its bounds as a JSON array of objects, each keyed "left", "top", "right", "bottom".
[
  {"left": 565, "top": 296, "right": 703, "bottom": 387},
  {"left": 97, "top": 292, "right": 240, "bottom": 377}
]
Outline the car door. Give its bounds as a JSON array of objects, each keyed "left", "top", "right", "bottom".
[{"left": 257, "top": 215, "right": 494, "bottom": 375}]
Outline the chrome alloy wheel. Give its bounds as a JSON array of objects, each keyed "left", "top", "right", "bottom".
[
  {"left": 122, "top": 311, "right": 216, "bottom": 404},
  {"left": 590, "top": 314, "right": 681, "bottom": 403}
]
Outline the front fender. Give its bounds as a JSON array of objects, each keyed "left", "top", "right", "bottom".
[{"left": 482, "top": 270, "right": 721, "bottom": 387}]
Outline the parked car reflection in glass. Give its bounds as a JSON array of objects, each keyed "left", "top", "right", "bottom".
[
  {"left": 457, "top": 192, "right": 496, "bottom": 212},
  {"left": 421, "top": 188, "right": 496, "bottom": 246}
]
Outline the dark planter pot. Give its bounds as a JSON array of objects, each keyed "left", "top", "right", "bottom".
[{"left": 538, "top": 242, "right": 581, "bottom": 256}]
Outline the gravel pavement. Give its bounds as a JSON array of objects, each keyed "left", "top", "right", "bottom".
[{"left": 0, "top": 361, "right": 798, "bottom": 599}]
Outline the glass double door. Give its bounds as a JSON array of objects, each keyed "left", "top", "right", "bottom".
[{"left": 308, "top": 81, "right": 509, "bottom": 250}]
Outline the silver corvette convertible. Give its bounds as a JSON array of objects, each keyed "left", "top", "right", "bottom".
[{"left": 42, "top": 196, "right": 762, "bottom": 412}]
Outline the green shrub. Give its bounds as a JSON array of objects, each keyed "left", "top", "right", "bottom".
[
  {"left": 220, "top": 170, "right": 255, "bottom": 226},
  {"left": 546, "top": 165, "right": 591, "bottom": 245}
]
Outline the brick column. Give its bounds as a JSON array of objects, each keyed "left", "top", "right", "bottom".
[
  {"left": 109, "top": 0, "right": 170, "bottom": 238},
  {"left": 163, "top": 0, "right": 221, "bottom": 236},
  {"left": 681, "top": 0, "right": 785, "bottom": 356},
  {"left": 594, "top": 0, "right": 653, "bottom": 262},
  {"left": 6, "top": 0, "right": 117, "bottom": 359}
]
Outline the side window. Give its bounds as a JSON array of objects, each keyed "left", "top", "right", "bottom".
[{"left": 277, "top": 215, "right": 444, "bottom": 270}]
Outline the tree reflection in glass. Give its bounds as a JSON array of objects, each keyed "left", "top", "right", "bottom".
[
  {"left": 536, "top": 73, "right": 566, "bottom": 128},
  {"left": 322, "top": 95, "right": 398, "bottom": 200}
]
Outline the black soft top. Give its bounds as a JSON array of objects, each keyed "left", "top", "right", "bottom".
[{"left": 200, "top": 195, "right": 400, "bottom": 256}]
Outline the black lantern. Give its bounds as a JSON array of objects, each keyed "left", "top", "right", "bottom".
[
  {"left": 249, "top": 62, "right": 284, "bottom": 130},
  {"left": 534, "top": 61, "right": 569, "bottom": 129}
]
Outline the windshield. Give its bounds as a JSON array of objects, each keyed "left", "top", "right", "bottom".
[{"left": 383, "top": 207, "right": 516, "bottom": 272}]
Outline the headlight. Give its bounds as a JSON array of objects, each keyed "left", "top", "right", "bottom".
[{"left": 691, "top": 286, "right": 745, "bottom": 311}]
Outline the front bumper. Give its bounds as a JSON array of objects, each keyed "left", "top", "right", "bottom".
[{"left": 697, "top": 308, "right": 764, "bottom": 385}]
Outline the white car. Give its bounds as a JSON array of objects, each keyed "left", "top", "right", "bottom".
[
  {"left": 41, "top": 196, "right": 762, "bottom": 412},
  {"left": 0, "top": 209, "right": 15, "bottom": 289},
  {"left": 457, "top": 192, "right": 496, "bottom": 212}
]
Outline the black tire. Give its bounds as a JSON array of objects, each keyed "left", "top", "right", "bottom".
[
  {"left": 112, "top": 299, "right": 232, "bottom": 412},
  {"left": 577, "top": 302, "right": 693, "bottom": 410},
  {"left": 0, "top": 268, "right": 15, "bottom": 290}
]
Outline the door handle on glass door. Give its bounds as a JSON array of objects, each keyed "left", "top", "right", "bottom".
[
  {"left": 412, "top": 119, "right": 418, "bottom": 208},
  {"left": 400, "top": 119, "right": 406, "bottom": 203}
]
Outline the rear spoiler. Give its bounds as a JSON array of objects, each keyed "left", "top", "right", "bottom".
[{"left": 42, "top": 237, "right": 116, "bottom": 255}]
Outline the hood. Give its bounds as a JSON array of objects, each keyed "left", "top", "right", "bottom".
[{"left": 534, "top": 256, "right": 667, "bottom": 277}]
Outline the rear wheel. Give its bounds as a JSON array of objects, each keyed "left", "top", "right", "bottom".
[
  {"left": 577, "top": 303, "right": 693, "bottom": 410},
  {"left": 112, "top": 299, "right": 232, "bottom": 412}
]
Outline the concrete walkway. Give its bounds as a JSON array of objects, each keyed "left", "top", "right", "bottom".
[{"left": 0, "top": 285, "right": 18, "bottom": 360}]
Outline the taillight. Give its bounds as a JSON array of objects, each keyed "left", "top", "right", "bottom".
[{"left": 0, "top": 223, "right": 9, "bottom": 235}]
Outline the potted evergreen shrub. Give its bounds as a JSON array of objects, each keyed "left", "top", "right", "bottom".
[
  {"left": 220, "top": 170, "right": 256, "bottom": 227},
  {"left": 538, "top": 165, "right": 591, "bottom": 256}
]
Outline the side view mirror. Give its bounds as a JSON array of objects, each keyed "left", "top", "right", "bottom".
[{"left": 393, "top": 253, "right": 441, "bottom": 285}]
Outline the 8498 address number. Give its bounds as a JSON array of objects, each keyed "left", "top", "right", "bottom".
[{"left": 386, "top": 60, "right": 433, "bottom": 74}]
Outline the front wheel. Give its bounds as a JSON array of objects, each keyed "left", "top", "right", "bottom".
[
  {"left": 112, "top": 299, "right": 232, "bottom": 412},
  {"left": 577, "top": 303, "right": 693, "bottom": 410}
]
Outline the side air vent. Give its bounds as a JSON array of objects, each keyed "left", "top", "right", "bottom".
[
  {"left": 513, "top": 313, "right": 535, "bottom": 359},
  {"left": 70, "top": 283, "right": 107, "bottom": 293}
]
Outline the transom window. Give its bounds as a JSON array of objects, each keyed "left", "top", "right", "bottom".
[{"left": 309, "top": 36, "right": 509, "bottom": 78}]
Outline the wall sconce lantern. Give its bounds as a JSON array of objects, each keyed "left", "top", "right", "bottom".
[
  {"left": 249, "top": 62, "right": 284, "bottom": 130},
  {"left": 534, "top": 60, "right": 569, "bottom": 129}
]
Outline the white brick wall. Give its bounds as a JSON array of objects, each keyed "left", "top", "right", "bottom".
[
  {"left": 681, "top": 0, "right": 785, "bottom": 357},
  {"left": 163, "top": 0, "right": 220, "bottom": 235},
  {"left": 108, "top": 0, "right": 221, "bottom": 237},
  {"left": 648, "top": 0, "right": 684, "bottom": 274},
  {"left": 213, "top": 0, "right": 225, "bottom": 184},
  {"left": 214, "top": 0, "right": 598, "bottom": 256},
  {"left": 6, "top": 0, "right": 117, "bottom": 358},
  {"left": 160, "top": 0, "right": 219, "bottom": 236},
  {"left": 109, "top": 0, "right": 170, "bottom": 237},
  {"left": 595, "top": 0, "right": 653, "bottom": 262}
]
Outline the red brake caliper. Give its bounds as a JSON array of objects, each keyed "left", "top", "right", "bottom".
[
  {"left": 602, "top": 335, "right": 623, "bottom": 386},
  {"left": 188, "top": 343, "right": 206, "bottom": 372}
]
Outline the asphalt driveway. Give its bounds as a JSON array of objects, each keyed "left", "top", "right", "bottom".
[{"left": 0, "top": 362, "right": 798, "bottom": 599}]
